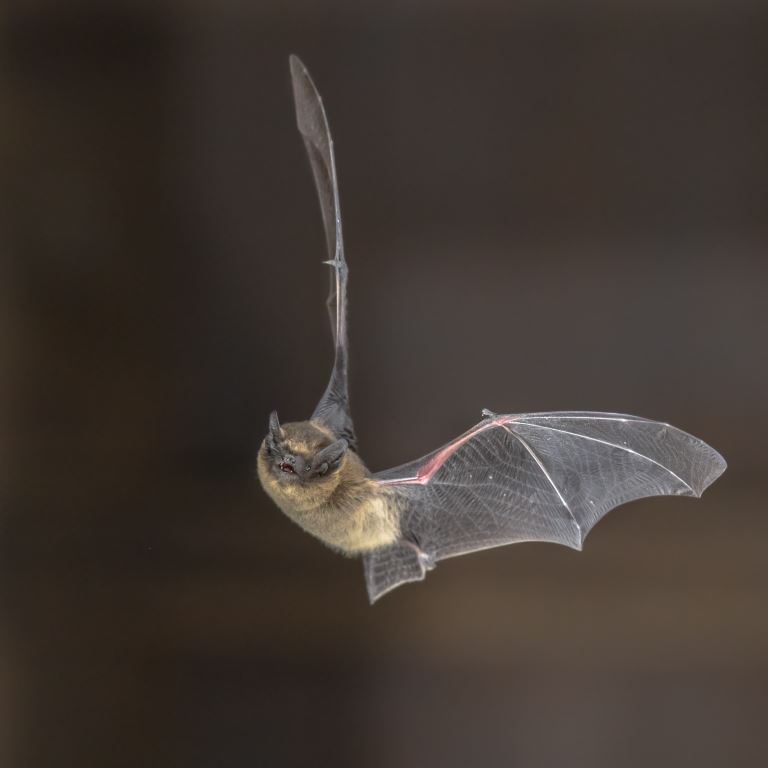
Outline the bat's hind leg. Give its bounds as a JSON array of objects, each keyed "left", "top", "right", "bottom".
[{"left": 401, "top": 532, "right": 436, "bottom": 572}]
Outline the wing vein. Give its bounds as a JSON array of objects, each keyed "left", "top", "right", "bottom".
[
  {"left": 501, "top": 424, "right": 582, "bottom": 538},
  {"left": 510, "top": 421, "right": 695, "bottom": 494},
  {"left": 513, "top": 414, "right": 645, "bottom": 423}
]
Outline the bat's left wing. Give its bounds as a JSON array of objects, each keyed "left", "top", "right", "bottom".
[
  {"left": 289, "top": 55, "right": 355, "bottom": 448},
  {"left": 364, "top": 411, "right": 726, "bottom": 602}
]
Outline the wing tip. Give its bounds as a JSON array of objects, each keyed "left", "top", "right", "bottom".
[
  {"left": 288, "top": 53, "right": 306, "bottom": 77},
  {"left": 692, "top": 447, "right": 727, "bottom": 497},
  {"left": 289, "top": 54, "right": 313, "bottom": 105}
]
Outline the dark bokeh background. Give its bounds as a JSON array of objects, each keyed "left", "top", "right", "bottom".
[{"left": 1, "top": 2, "right": 766, "bottom": 766}]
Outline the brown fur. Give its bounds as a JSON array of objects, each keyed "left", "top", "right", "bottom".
[{"left": 257, "top": 420, "right": 399, "bottom": 554}]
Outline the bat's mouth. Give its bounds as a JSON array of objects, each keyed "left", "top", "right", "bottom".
[{"left": 279, "top": 461, "right": 296, "bottom": 474}]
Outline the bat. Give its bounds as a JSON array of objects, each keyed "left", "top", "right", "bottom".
[{"left": 257, "top": 55, "right": 727, "bottom": 603}]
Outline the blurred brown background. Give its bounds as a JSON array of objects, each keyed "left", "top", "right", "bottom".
[{"left": 1, "top": 1, "right": 766, "bottom": 766}]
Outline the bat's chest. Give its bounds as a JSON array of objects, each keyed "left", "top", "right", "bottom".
[{"left": 285, "top": 488, "right": 400, "bottom": 554}]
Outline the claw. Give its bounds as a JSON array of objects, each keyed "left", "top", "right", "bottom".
[
  {"left": 482, "top": 408, "right": 498, "bottom": 419},
  {"left": 323, "top": 256, "right": 347, "bottom": 273}
]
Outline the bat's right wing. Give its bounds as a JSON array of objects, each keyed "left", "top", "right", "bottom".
[
  {"left": 289, "top": 55, "right": 355, "bottom": 448},
  {"left": 363, "top": 411, "right": 726, "bottom": 602}
]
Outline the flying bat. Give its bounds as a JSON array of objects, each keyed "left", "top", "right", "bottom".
[{"left": 257, "top": 55, "right": 727, "bottom": 603}]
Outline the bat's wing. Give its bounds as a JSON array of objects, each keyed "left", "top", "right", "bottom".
[
  {"left": 364, "top": 411, "right": 726, "bottom": 602},
  {"left": 289, "top": 55, "right": 355, "bottom": 448}
]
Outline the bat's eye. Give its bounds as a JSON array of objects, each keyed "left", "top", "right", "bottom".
[
  {"left": 279, "top": 462, "right": 295, "bottom": 474},
  {"left": 304, "top": 464, "right": 311, "bottom": 472}
]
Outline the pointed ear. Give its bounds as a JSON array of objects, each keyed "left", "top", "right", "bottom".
[
  {"left": 312, "top": 439, "right": 348, "bottom": 471},
  {"left": 269, "top": 411, "right": 284, "bottom": 442}
]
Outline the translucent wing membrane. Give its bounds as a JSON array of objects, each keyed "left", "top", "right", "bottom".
[
  {"left": 289, "top": 55, "right": 343, "bottom": 274},
  {"left": 289, "top": 55, "right": 355, "bottom": 446},
  {"left": 284, "top": 59, "right": 726, "bottom": 606},
  {"left": 364, "top": 412, "right": 726, "bottom": 602}
]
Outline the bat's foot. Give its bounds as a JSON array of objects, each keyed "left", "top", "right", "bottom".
[{"left": 401, "top": 535, "right": 436, "bottom": 572}]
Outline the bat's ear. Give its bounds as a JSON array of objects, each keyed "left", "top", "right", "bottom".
[
  {"left": 311, "top": 439, "right": 348, "bottom": 475},
  {"left": 268, "top": 411, "right": 285, "bottom": 442}
]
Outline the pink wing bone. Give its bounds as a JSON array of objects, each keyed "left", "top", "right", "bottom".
[{"left": 378, "top": 410, "right": 510, "bottom": 487}]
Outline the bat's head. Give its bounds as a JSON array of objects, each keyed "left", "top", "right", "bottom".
[{"left": 257, "top": 411, "right": 348, "bottom": 494}]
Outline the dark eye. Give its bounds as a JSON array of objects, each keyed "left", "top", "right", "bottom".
[{"left": 305, "top": 465, "right": 311, "bottom": 472}]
